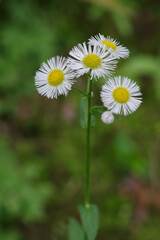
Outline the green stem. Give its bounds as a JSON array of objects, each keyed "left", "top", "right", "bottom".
[
  {"left": 85, "top": 74, "right": 92, "bottom": 207},
  {"left": 72, "top": 86, "right": 88, "bottom": 97}
]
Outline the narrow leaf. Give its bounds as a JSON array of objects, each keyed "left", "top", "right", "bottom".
[
  {"left": 80, "top": 97, "right": 88, "bottom": 128},
  {"left": 91, "top": 114, "right": 96, "bottom": 127},
  {"left": 78, "top": 204, "right": 99, "bottom": 240},
  {"left": 68, "top": 218, "right": 85, "bottom": 240},
  {"left": 91, "top": 106, "right": 107, "bottom": 115}
]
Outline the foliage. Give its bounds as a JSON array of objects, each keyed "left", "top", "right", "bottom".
[{"left": 69, "top": 205, "right": 99, "bottom": 240}]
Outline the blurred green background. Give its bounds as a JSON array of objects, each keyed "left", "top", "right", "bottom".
[{"left": 0, "top": 0, "right": 160, "bottom": 239}]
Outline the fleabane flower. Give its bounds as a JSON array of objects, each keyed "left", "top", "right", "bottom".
[
  {"left": 88, "top": 34, "right": 129, "bottom": 59},
  {"left": 35, "top": 56, "right": 75, "bottom": 99},
  {"left": 101, "top": 76, "right": 142, "bottom": 116},
  {"left": 67, "top": 42, "right": 117, "bottom": 79}
]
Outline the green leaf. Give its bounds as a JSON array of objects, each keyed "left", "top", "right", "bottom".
[
  {"left": 68, "top": 218, "right": 85, "bottom": 240},
  {"left": 78, "top": 204, "right": 99, "bottom": 240},
  {"left": 91, "top": 114, "right": 96, "bottom": 127},
  {"left": 80, "top": 99, "right": 96, "bottom": 128},
  {"left": 91, "top": 106, "right": 107, "bottom": 115},
  {"left": 80, "top": 97, "right": 88, "bottom": 128}
]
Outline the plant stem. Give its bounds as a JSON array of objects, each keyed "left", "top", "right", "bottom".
[
  {"left": 72, "top": 86, "right": 88, "bottom": 97},
  {"left": 85, "top": 74, "right": 92, "bottom": 207}
]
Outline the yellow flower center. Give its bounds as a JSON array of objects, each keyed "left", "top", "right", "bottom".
[
  {"left": 101, "top": 40, "right": 117, "bottom": 51},
  {"left": 48, "top": 69, "right": 64, "bottom": 86},
  {"left": 82, "top": 53, "right": 102, "bottom": 69},
  {"left": 113, "top": 87, "right": 130, "bottom": 103}
]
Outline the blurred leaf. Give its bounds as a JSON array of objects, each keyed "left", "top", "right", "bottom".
[
  {"left": 80, "top": 97, "right": 88, "bottom": 128},
  {"left": 68, "top": 218, "right": 85, "bottom": 240},
  {"left": 91, "top": 106, "right": 107, "bottom": 115},
  {"left": 102, "top": 195, "right": 132, "bottom": 231},
  {"left": 91, "top": 114, "right": 96, "bottom": 127},
  {"left": 119, "top": 55, "right": 160, "bottom": 77},
  {"left": 118, "top": 55, "right": 160, "bottom": 99},
  {"left": 131, "top": 217, "right": 160, "bottom": 240},
  {"left": 0, "top": 138, "right": 52, "bottom": 222},
  {"left": 111, "top": 13, "right": 133, "bottom": 36},
  {"left": 83, "top": 0, "right": 135, "bottom": 16},
  {"left": 80, "top": 97, "right": 96, "bottom": 128},
  {"left": 113, "top": 133, "right": 148, "bottom": 177},
  {"left": 78, "top": 204, "right": 99, "bottom": 240},
  {"left": 0, "top": 231, "right": 20, "bottom": 240},
  {"left": 88, "top": 4, "right": 106, "bottom": 20}
]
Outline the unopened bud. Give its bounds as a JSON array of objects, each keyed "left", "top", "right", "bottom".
[{"left": 101, "top": 111, "right": 114, "bottom": 125}]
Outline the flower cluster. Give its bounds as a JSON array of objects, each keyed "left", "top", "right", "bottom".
[{"left": 35, "top": 34, "right": 142, "bottom": 122}]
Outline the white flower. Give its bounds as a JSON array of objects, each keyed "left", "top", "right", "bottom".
[
  {"left": 67, "top": 42, "right": 117, "bottom": 79},
  {"left": 35, "top": 56, "right": 75, "bottom": 99},
  {"left": 101, "top": 76, "right": 142, "bottom": 116},
  {"left": 101, "top": 111, "right": 114, "bottom": 124},
  {"left": 88, "top": 34, "right": 129, "bottom": 59}
]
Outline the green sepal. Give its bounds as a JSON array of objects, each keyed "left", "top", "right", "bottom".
[{"left": 113, "top": 113, "right": 120, "bottom": 119}]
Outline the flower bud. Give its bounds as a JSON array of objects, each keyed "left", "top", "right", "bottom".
[{"left": 101, "top": 111, "right": 114, "bottom": 125}]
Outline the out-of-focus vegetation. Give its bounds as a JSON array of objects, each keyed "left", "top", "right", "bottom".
[{"left": 0, "top": 0, "right": 160, "bottom": 239}]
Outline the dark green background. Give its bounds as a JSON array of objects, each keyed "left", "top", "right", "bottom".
[{"left": 0, "top": 0, "right": 160, "bottom": 239}]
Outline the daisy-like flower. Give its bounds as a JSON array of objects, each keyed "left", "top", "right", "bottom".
[
  {"left": 101, "top": 76, "right": 142, "bottom": 116},
  {"left": 88, "top": 34, "right": 129, "bottom": 59},
  {"left": 67, "top": 42, "right": 117, "bottom": 79},
  {"left": 35, "top": 56, "right": 75, "bottom": 99}
]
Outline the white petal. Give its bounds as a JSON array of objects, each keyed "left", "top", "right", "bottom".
[
  {"left": 35, "top": 56, "right": 75, "bottom": 99},
  {"left": 101, "top": 76, "right": 142, "bottom": 115}
]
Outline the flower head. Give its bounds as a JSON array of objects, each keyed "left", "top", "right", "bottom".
[
  {"left": 35, "top": 56, "right": 75, "bottom": 99},
  {"left": 88, "top": 34, "right": 129, "bottom": 59},
  {"left": 101, "top": 111, "right": 114, "bottom": 124},
  {"left": 101, "top": 76, "right": 142, "bottom": 116},
  {"left": 67, "top": 42, "right": 117, "bottom": 79}
]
